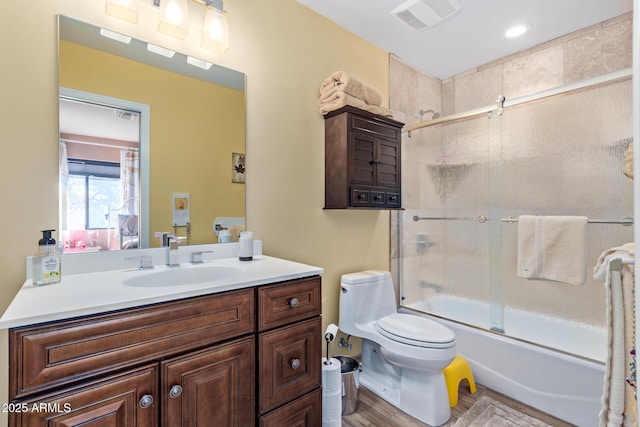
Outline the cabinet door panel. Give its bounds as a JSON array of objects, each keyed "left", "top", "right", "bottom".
[
  {"left": 377, "top": 140, "right": 400, "bottom": 187},
  {"left": 350, "top": 133, "right": 376, "bottom": 185},
  {"left": 10, "top": 365, "right": 157, "bottom": 427},
  {"left": 259, "top": 317, "right": 321, "bottom": 413},
  {"left": 162, "top": 337, "right": 254, "bottom": 427}
]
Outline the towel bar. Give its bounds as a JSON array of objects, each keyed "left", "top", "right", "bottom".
[{"left": 412, "top": 215, "right": 487, "bottom": 223}]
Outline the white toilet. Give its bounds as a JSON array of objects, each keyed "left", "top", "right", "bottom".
[{"left": 339, "top": 270, "right": 456, "bottom": 426}]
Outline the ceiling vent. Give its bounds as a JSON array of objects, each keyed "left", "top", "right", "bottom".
[
  {"left": 114, "top": 110, "right": 139, "bottom": 121},
  {"left": 391, "top": 0, "right": 461, "bottom": 31}
]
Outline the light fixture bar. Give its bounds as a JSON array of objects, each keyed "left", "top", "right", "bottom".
[{"left": 99, "top": 28, "right": 132, "bottom": 44}]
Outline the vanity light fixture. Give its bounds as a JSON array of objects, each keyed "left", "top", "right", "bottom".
[
  {"left": 158, "top": 0, "right": 189, "bottom": 40},
  {"left": 105, "top": 0, "right": 139, "bottom": 24},
  {"left": 147, "top": 43, "right": 176, "bottom": 58},
  {"left": 99, "top": 28, "right": 132, "bottom": 44},
  {"left": 505, "top": 23, "right": 531, "bottom": 38},
  {"left": 104, "top": 0, "right": 231, "bottom": 52},
  {"left": 199, "top": 0, "right": 230, "bottom": 53},
  {"left": 187, "top": 56, "right": 213, "bottom": 70}
]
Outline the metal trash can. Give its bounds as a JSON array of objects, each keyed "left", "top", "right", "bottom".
[{"left": 335, "top": 356, "right": 361, "bottom": 415}]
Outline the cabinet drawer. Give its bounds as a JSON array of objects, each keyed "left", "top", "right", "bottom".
[
  {"left": 258, "top": 317, "right": 321, "bottom": 413},
  {"left": 10, "top": 364, "right": 158, "bottom": 427},
  {"left": 351, "top": 187, "right": 401, "bottom": 208},
  {"left": 10, "top": 288, "right": 255, "bottom": 400},
  {"left": 386, "top": 191, "right": 401, "bottom": 207},
  {"left": 351, "top": 115, "right": 400, "bottom": 141},
  {"left": 259, "top": 388, "right": 321, "bottom": 427},
  {"left": 258, "top": 276, "right": 321, "bottom": 331},
  {"left": 351, "top": 188, "right": 371, "bottom": 206}
]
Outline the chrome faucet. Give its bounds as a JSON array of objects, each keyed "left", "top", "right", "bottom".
[
  {"left": 167, "top": 238, "right": 180, "bottom": 267},
  {"left": 125, "top": 255, "right": 154, "bottom": 270}
]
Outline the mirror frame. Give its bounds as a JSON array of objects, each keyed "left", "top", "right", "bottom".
[{"left": 60, "top": 87, "right": 151, "bottom": 248}]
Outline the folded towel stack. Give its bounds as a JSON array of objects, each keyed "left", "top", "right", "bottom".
[{"left": 318, "top": 71, "right": 393, "bottom": 118}]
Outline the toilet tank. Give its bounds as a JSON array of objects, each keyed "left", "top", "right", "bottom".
[{"left": 339, "top": 270, "right": 397, "bottom": 335}]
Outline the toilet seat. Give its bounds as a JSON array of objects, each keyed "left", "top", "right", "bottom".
[{"left": 376, "top": 313, "right": 455, "bottom": 349}]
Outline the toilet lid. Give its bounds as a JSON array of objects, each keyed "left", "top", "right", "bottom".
[{"left": 376, "top": 313, "right": 455, "bottom": 349}]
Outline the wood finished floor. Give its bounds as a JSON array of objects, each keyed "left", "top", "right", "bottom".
[{"left": 341, "top": 381, "right": 576, "bottom": 427}]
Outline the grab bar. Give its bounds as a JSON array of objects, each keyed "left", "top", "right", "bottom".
[{"left": 500, "top": 216, "right": 633, "bottom": 226}]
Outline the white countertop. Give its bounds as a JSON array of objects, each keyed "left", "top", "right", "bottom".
[{"left": 0, "top": 249, "right": 323, "bottom": 329}]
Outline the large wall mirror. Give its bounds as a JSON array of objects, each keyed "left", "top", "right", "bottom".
[{"left": 58, "top": 15, "right": 246, "bottom": 252}]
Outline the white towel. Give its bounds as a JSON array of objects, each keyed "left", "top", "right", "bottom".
[
  {"left": 319, "top": 71, "right": 383, "bottom": 106},
  {"left": 516, "top": 215, "right": 588, "bottom": 285},
  {"left": 319, "top": 91, "right": 393, "bottom": 118},
  {"left": 593, "top": 244, "right": 636, "bottom": 427}
]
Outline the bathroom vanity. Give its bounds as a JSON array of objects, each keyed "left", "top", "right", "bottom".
[{"left": 1, "top": 246, "right": 323, "bottom": 426}]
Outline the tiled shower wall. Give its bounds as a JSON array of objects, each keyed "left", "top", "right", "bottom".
[
  {"left": 390, "top": 12, "right": 632, "bottom": 127},
  {"left": 388, "top": 12, "right": 633, "bottom": 322}
]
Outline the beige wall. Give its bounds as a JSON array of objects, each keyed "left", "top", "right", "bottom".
[{"left": 0, "top": 0, "right": 391, "bottom": 422}]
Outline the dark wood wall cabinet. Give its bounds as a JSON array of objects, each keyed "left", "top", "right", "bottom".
[
  {"left": 324, "top": 105, "right": 404, "bottom": 209},
  {"left": 8, "top": 276, "right": 322, "bottom": 427}
]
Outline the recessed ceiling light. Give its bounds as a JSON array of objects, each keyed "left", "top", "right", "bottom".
[{"left": 505, "top": 24, "right": 531, "bottom": 38}]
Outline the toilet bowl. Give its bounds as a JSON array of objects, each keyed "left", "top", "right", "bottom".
[{"left": 339, "top": 270, "right": 456, "bottom": 426}]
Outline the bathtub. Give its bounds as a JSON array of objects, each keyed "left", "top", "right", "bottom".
[{"left": 402, "top": 296, "right": 606, "bottom": 427}]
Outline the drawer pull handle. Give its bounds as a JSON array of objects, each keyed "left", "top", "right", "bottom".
[
  {"left": 291, "top": 358, "right": 301, "bottom": 369},
  {"left": 139, "top": 394, "right": 154, "bottom": 409},
  {"left": 389, "top": 195, "right": 397, "bottom": 201},
  {"left": 374, "top": 195, "right": 382, "bottom": 200},
  {"left": 357, "top": 194, "right": 366, "bottom": 200},
  {"left": 169, "top": 385, "right": 183, "bottom": 399},
  {"left": 289, "top": 297, "right": 300, "bottom": 308}
]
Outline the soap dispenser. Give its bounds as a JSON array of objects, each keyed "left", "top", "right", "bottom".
[
  {"left": 238, "top": 231, "right": 253, "bottom": 261},
  {"left": 32, "top": 229, "right": 61, "bottom": 286}
]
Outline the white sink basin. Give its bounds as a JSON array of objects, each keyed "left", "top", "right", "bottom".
[{"left": 123, "top": 265, "right": 244, "bottom": 287}]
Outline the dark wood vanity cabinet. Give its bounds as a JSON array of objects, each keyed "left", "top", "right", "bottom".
[
  {"left": 324, "top": 105, "right": 404, "bottom": 209},
  {"left": 257, "top": 277, "right": 322, "bottom": 425},
  {"left": 8, "top": 276, "right": 322, "bottom": 427}
]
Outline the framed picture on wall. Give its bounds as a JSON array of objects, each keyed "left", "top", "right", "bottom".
[{"left": 232, "top": 152, "right": 245, "bottom": 184}]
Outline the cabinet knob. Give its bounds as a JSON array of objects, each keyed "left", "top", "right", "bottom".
[
  {"left": 369, "top": 159, "right": 381, "bottom": 165},
  {"left": 289, "top": 297, "right": 299, "bottom": 308},
  {"left": 169, "top": 385, "right": 183, "bottom": 399},
  {"left": 139, "top": 394, "right": 154, "bottom": 409},
  {"left": 389, "top": 195, "right": 397, "bottom": 201},
  {"left": 357, "top": 194, "right": 366, "bottom": 200},
  {"left": 374, "top": 195, "right": 382, "bottom": 201},
  {"left": 290, "top": 358, "right": 301, "bottom": 370}
]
